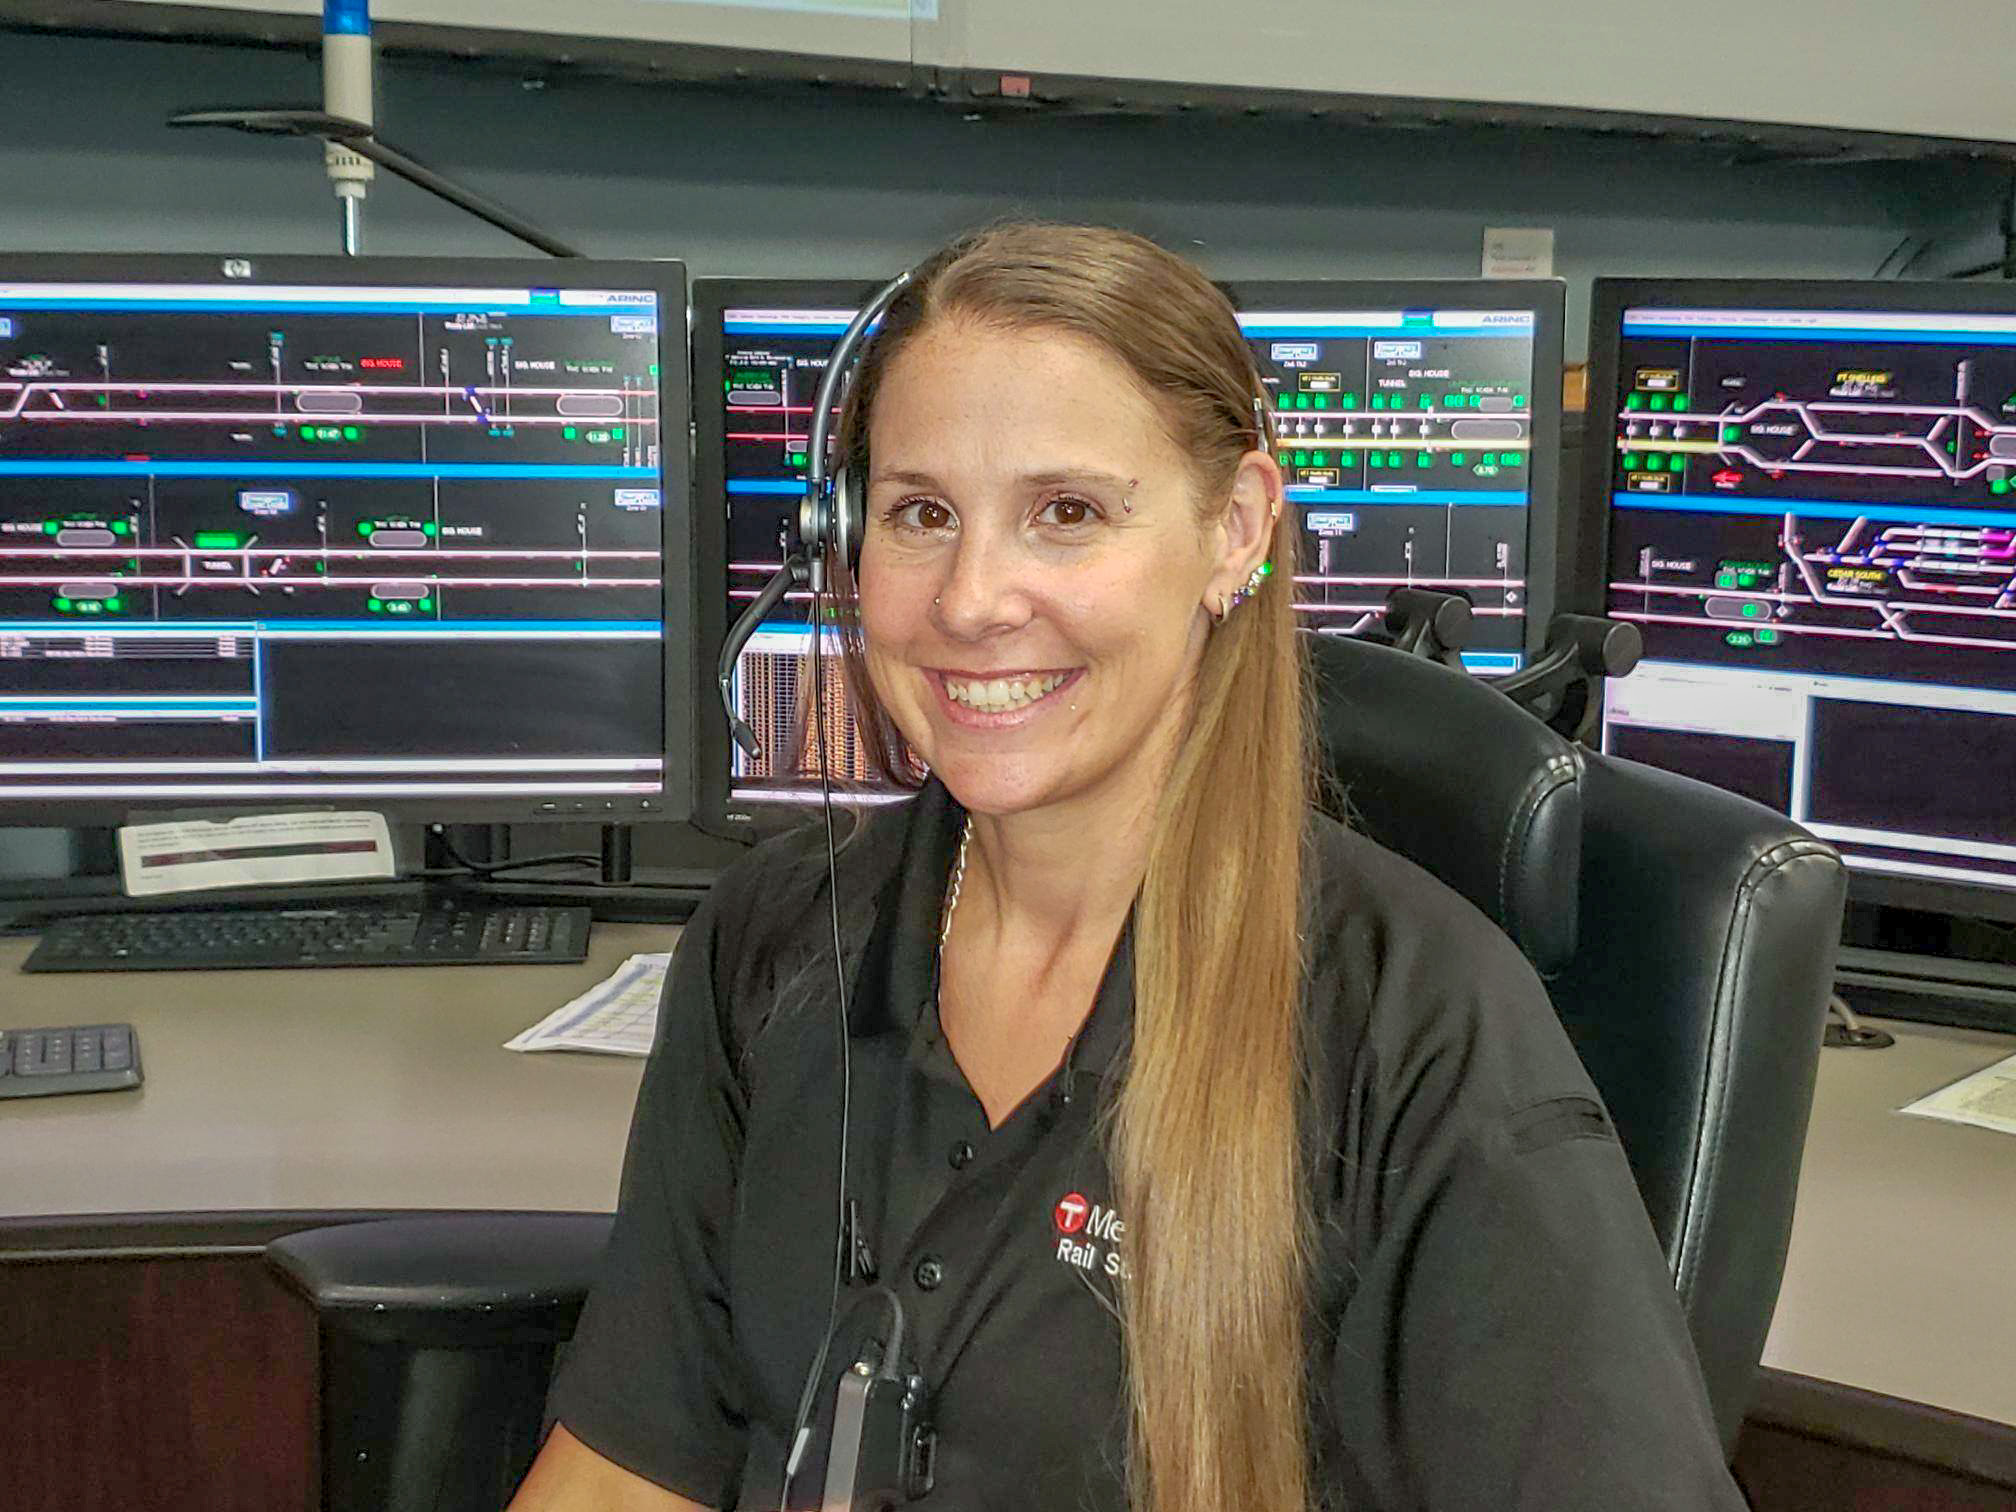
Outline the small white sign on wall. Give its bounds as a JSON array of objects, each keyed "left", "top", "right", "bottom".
[{"left": 1482, "top": 227, "right": 1555, "bottom": 280}]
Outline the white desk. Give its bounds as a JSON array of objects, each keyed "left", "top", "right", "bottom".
[
  {"left": 0, "top": 923, "right": 669, "bottom": 1245},
  {"left": 1762, "top": 1018, "right": 2016, "bottom": 1430}
]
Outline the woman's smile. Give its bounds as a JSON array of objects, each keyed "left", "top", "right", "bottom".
[{"left": 931, "top": 667, "right": 1084, "bottom": 724}]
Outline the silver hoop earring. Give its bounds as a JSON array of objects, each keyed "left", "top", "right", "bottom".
[{"left": 1212, "top": 591, "right": 1229, "bottom": 624}]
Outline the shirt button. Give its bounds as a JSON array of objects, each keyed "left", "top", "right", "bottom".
[
  {"left": 913, "top": 1256, "right": 945, "bottom": 1292},
  {"left": 948, "top": 1141, "right": 975, "bottom": 1170}
]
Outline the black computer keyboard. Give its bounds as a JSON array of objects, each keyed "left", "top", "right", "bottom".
[{"left": 22, "top": 903, "right": 593, "bottom": 973}]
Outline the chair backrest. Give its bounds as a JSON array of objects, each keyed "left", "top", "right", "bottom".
[
  {"left": 1308, "top": 633, "right": 1847, "bottom": 1446},
  {"left": 1306, "top": 632, "right": 1584, "bottom": 972},
  {"left": 1549, "top": 751, "right": 1846, "bottom": 1448}
]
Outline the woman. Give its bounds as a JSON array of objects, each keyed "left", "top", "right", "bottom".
[{"left": 512, "top": 223, "right": 1743, "bottom": 1511}]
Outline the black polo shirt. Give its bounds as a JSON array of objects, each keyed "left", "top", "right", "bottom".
[{"left": 550, "top": 780, "right": 1744, "bottom": 1511}]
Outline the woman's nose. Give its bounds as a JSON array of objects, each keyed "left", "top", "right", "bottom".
[{"left": 932, "top": 532, "right": 1034, "bottom": 640}]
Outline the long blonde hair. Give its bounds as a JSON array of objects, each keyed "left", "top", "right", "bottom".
[{"left": 831, "top": 223, "right": 1313, "bottom": 1512}]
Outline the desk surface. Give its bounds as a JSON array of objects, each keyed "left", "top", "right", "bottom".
[
  {"left": 6, "top": 934, "right": 2013, "bottom": 1432},
  {"left": 1763, "top": 1019, "right": 2016, "bottom": 1431},
  {"left": 0, "top": 923, "right": 669, "bottom": 1240}
]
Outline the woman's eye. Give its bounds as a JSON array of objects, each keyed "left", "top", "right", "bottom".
[
  {"left": 1036, "top": 495, "right": 1101, "bottom": 528},
  {"left": 887, "top": 497, "right": 955, "bottom": 532}
]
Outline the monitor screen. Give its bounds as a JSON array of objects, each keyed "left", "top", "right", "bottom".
[
  {"left": 1234, "top": 289, "right": 1561, "bottom": 676},
  {"left": 1592, "top": 280, "right": 2016, "bottom": 899},
  {"left": 0, "top": 256, "right": 689, "bottom": 822},
  {"left": 695, "top": 279, "right": 1563, "bottom": 821}
]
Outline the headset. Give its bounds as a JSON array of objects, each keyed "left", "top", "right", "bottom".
[{"left": 712, "top": 263, "right": 933, "bottom": 1512}]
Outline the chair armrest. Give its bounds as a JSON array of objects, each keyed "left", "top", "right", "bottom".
[{"left": 267, "top": 1212, "right": 613, "bottom": 1347}]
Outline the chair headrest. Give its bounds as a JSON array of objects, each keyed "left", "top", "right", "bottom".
[{"left": 1306, "top": 632, "right": 1582, "bottom": 972}]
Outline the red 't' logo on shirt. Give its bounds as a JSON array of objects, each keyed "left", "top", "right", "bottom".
[{"left": 1054, "top": 1192, "right": 1089, "bottom": 1234}]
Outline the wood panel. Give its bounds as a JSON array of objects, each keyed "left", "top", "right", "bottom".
[{"left": 0, "top": 1255, "right": 317, "bottom": 1512}]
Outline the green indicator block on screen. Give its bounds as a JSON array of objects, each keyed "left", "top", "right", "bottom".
[
  {"left": 1672, "top": 395, "right": 1690, "bottom": 411},
  {"left": 1758, "top": 628, "right": 1779, "bottom": 645},
  {"left": 106, "top": 598, "right": 122, "bottom": 612},
  {"left": 111, "top": 520, "right": 129, "bottom": 535},
  {"left": 1649, "top": 394, "right": 1669, "bottom": 411},
  {"left": 368, "top": 598, "right": 382, "bottom": 611},
  {"left": 1295, "top": 394, "right": 1309, "bottom": 409},
  {"left": 1442, "top": 395, "right": 1461, "bottom": 408},
  {"left": 1646, "top": 453, "right": 1666, "bottom": 470},
  {"left": 357, "top": 523, "right": 373, "bottom": 537},
  {"left": 41, "top": 521, "right": 58, "bottom": 534},
  {"left": 1416, "top": 452, "right": 1432, "bottom": 468},
  {"left": 1294, "top": 451, "right": 1309, "bottom": 467},
  {"left": 1341, "top": 394, "right": 1357, "bottom": 409},
  {"left": 1418, "top": 395, "right": 1433, "bottom": 410},
  {"left": 1370, "top": 394, "right": 1384, "bottom": 410},
  {"left": 1716, "top": 572, "right": 1736, "bottom": 588},
  {"left": 1742, "top": 603, "right": 1763, "bottom": 619},
  {"left": 1668, "top": 455, "right": 1685, "bottom": 472},
  {"left": 1993, "top": 479, "right": 2011, "bottom": 495},
  {"left": 1626, "top": 394, "right": 1644, "bottom": 410},
  {"left": 1450, "top": 453, "right": 1466, "bottom": 467},
  {"left": 422, "top": 522, "right": 438, "bottom": 537},
  {"left": 192, "top": 532, "right": 239, "bottom": 550},
  {"left": 1313, "top": 396, "right": 1329, "bottom": 410},
  {"left": 1369, "top": 454, "right": 1385, "bottom": 469},
  {"left": 419, "top": 599, "right": 433, "bottom": 611},
  {"left": 1513, "top": 393, "right": 1527, "bottom": 408},
  {"left": 1722, "top": 426, "right": 1741, "bottom": 443},
  {"left": 1388, "top": 452, "right": 1403, "bottom": 468},
  {"left": 1277, "top": 453, "right": 1292, "bottom": 466},
  {"left": 342, "top": 426, "right": 360, "bottom": 441},
  {"left": 1738, "top": 573, "right": 1756, "bottom": 587},
  {"left": 1505, "top": 452, "right": 1524, "bottom": 467},
  {"left": 563, "top": 427, "right": 577, "bottom": 440},
  {"left": 1482, "top": 454, "right": 1497, "bottom": 467},
  {"left": 53, "top": 597, "right": 71, "bottom": 611},
  {"left": 1622, "top": 454, "right": 1640, "bottom": 470}
]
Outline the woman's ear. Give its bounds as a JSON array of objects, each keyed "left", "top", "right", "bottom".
[{"left": 1204, "top": 449, "right": 1283, "bottom": 614}]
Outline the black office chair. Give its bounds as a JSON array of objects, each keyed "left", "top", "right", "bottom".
[
  {"left": 1307, "top": 632, "right": 1846, "bottom": 1448},
  {"left": 269, "top": 633, "right": 1846, "bottom": 1506}
]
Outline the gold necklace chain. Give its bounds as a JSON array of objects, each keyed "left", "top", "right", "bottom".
[{"left": 939, "top": 816, "right": 972, "bottom": 949}]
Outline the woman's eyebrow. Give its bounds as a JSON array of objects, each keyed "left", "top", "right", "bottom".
[
  {"left": 869, "top": 467, "right": 944, "bottom": 489},
  {"left": 868, "top": 466, "right": 1134, "bottom": 491},
  {"left": 1021, "top": 468, "right": 1133, "bottom": 491}
]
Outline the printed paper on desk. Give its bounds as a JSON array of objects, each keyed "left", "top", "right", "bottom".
[
  {"left": 506, "top": 952, "right": 671, "bottom": 1058},
  {"left": 1900, "top": 1048, "right": 2016, "bottom": 1138},
  {"left": 117, "top": 811, "right": 395, "bottom": 897}
]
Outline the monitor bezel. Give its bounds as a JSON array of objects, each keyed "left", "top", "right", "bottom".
[
  {"left": 691, "top": 274, "right": 1568, "bottom": 839},
  {"left": 0, "top": 251, "right": 693, "bottom": 827},
  {"left": 1581, "top": 276, "right": 2016, "bottom": 920},
  {"left": 691, "top": 276, "right": 892, "bottom": 841}
]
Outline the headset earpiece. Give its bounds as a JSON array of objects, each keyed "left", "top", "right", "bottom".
[{"left": 831, "top": 464, "right": 864, "bottom": 572}]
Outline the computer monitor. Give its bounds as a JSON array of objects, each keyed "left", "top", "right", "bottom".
[
  {"left": 1586, "top": 278, "right": 2016, "bottom": 907},
  {"left": 694, "top": 276, "right": 1565, "bottom": 827},
  {"left": 0, "top": 255, "right": 691, "bottom": 824},
  {"left": 1224, "top": 280, "right": 1565, "bottom": 676}
]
